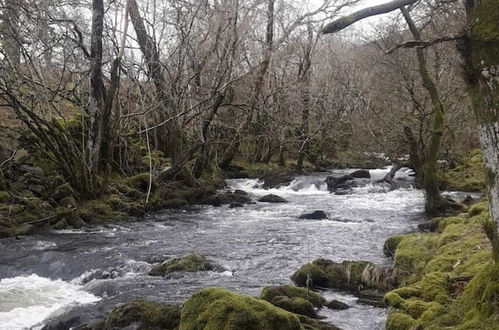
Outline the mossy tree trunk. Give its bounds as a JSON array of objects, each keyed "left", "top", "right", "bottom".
[
  {"left": 461, "top": 0, "right": 499, "bottom": 263},
  {"left": 401, "top": 8, "right": 445, "bottom": 215}
]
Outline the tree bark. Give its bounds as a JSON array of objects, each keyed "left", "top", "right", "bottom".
[
  {"left": 401, "top": 7, "right": 446, "bottom": 214},
  {"left": 0, "top": 0, "right": 21, "bottom": 68},
  {"left": 461, "top": 0, "right": 499, "bottom": 262}
]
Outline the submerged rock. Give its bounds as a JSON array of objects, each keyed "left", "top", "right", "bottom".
[
  {"left": 95, "top": 300, "right": 181, "bottom": 330},
  {"left": 258, "top": 194, "right": 288, "bottom": 203},
  {"left": 202, "top": 190, "right": 252, "bottom": 206},
  {"left": 149, "top": 254, "right": 218, "bottom": 276},
  {"left": 180, "top": 288, "right": 303, "bottom": 330},
  {"left": 325, "top": 299, "right": 349, "bottom": 310},
  {"left": 325, "top": 175, "right": 356, "bottom": 193},
  {"left": 350, "top": 169, "right": 371, "bottom": 178},
  {"left": 260, "top": 285, "right": 326, "bottom": 318},
  {"left": 299, "top": 210, "right": 328, "bottom": 220},
  {"left": 262, "top": 173, "right": 294, "bottom": 189}
]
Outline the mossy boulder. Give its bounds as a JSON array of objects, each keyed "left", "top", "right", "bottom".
[
  {"left": 384, "top": 292, "right": 404, "bottom": 308},
  {"left": 0, "top": 191, "right": 10, "bottom": 203},
  {"left": 383, "top": 235, "right": 405, "bottom": 257},
  {"left": 386, "top": 312, "right": 416, "bottom": 330},
  {"left": 98, "top": 300, "right": 180, "bottom": 330},
  {"left": 124, "top": 173, "right": 157, "bottom": 193},
  {"left": 13, "top": 223, "right": 35, "bottom": 236},
  {"left": 291, "top": 263, "right": 329, "bottom": 288},
  {"left": 419, "top": 272, "right": 450, "bottom": 303},
  {"left": 259, "top": 285, "right": 325, "bottom": 318},
  {"left": 293, "top": 259, "right": 395, "bottom": 292},
  {"left": 179, "top": 288, "right": 303, "bottom": 330},
  {"left": 393, "top": 234, "right": 437, "bottom": 283},
  {"left": 149, "top": 254, "right": 217, "bottom": 276}
]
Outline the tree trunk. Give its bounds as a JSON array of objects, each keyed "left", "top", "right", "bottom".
[
  {"left": 87, "top": 0, "right": 106, "bottom": 182},
  {"left": 461, "top": 0, "right": 499, "bottom": 262},
  {"left": 0, "top": 0, "right": 21, "bottom": 68},
  {"left": 401, "top": 7, "right": 445, "bottom": 215}
]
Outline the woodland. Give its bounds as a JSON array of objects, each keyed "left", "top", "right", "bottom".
[{"left": 0, "top": 0, "right": 498, "bottom": 329}]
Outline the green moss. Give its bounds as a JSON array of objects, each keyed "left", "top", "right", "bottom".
[
  {"left": 149, "top": 254, "right": 214, "bottom": 276},
  {"left": 416, "top": 302, "right": 443, "bottom": 327},
  {"left": 419, "top": 272, "right": 450, "bottom": 303},
  {"left": 289, "top": 297, "right": 317, "bottom": 318},
  {"left": 0, "top": 191, "right": 10, "bottom": 203},
  {"left": 394, "top": 234, "right": 437, "bottom": 283},
  {"left": 179, "top": 288, "right": 302, "bottom": 330},
  {"left": 100, "top": 300, "right": 180, "bottom": 330},
  {"left": 291, "top": 263, "right": 329, "bottom": 288},
  {"left": 402, "top": 298, "right": 434, "bottom": 319},
  {"left": 384, "top": 292, "right": 404, "bottom": 308},
  {"left": 386, "top": 312, "right": 417, "bottom": 330},
  {"left": 260, "top": 285, "right": 325, "bottom": 308},
  {"left": 384, "top": 235, "right": 405, "bottom": 257},
  {"left": 468, "top": 201, "right": 489, "bottom": 217},
  {"left": 440, "top": 149, "right": 486, "bottom": 192},
  {"left": 124, "top": 173, "right": 157, "bottom": 193},
  {"left": 390, "top": 287, "right": 421, "bottom": 299}
]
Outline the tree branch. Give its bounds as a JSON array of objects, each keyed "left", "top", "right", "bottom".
[
  {"left": 322, "top": 0, "right": 417, "bottom": 34},
  {"left": 386, "top": 34, "right": 463, "bottom": 54}
]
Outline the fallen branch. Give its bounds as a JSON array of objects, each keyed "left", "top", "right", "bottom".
[{"left": 386, "top": 34, "right": 463, "bottom": 54}]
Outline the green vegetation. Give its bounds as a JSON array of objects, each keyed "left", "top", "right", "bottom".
[
  {"left": 292, "top": 259, "right": 395, "bottom": 292},
  {"left": 96, "top": 300, "right": 181, "bottom": 330},
  {"left": 440, "top": 149, "right": 486, "bottom": 192},
  {"left": 179, "top": 288, "right": 303, "bottom": 330},
  {"left": 149, "top": 254, "right": 216, "bottom": 276},
  {"left": 383, "top": 202, "right": 497, "bottom": 329},
  {"left": 260, "top": 285, "right": 326, "bottom": 318}
]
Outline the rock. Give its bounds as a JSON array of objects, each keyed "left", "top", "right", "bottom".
[
  {"left": 60, "top": 196, "right": 77, "bottom": 208},
  {"left": 262, "top": 173, "right": 294, "bottom": 189},
  {"left": 258, "top": 194, "right": 288, "bottom": 203},
  {"left": 229, "top": 203, "right": 243, "bottom": 208},
  {"left": 292, "top": 259, "right": 395, "bottom": 292},
  {"left": 350, "top": 169, "right": 371, "bottom": 178},
  {"left": 29, "top": 184, "right": 46, "bottom": 195},
  {"left": 356, "top": 298, "right": 385, "bottom": 308},
  {"left": 462, "top": 194, "right": 474, "bottom": 206},
  {"left": 325, "top": 299, "right": 349, "bottom": 310},
  {"left": 163, "top": 198, "right": 188, "bottom": 209},
  {"left": 180, "top": 288, "right": 303, "bottom": 330},
  {"left": 383, "top": 235, "right": 405, "bottom": 257},
  {"left": 149, "top": 254, "right": 217, "bottom": 276},
  {"left": 98, "top": 300, "right": 181, "bottom": 330},
  {"left": 325, "top": 175, "right": 355, "bottom": 193},
  {"left": 52, "top": 183, "right": 74, "bottom": 201},
  {"left": 203, "top": 190, "right": 252, "bottom": 206},
  {"left": 19, "top": 165, "right": 44, "bottom": 178},
  {"left": 67, "top": 216, "right": 86, "bottom": 229},
  {"left": 14, "top": 223, "right": 36, "bottom": 236},
  {"left": 53, "top": 219, "right": 68, "bottom": 230},
  {"left": 124, "top": 173, "right": 157, "bottom": 193},
  {"left": 418, "top": 219, "right": 440, "bottom": 232},
  {"left": 260, "top": 285, "right": 326, "bottom": 309},
  {"left": 334, "top": 189, "right": 351, "bottom": 196},
  {"left": 299, "top": 210, "right": 327, "bottom": 220},
  {"left": 0, "top": 191, "right": 10, "bottom": 203}
]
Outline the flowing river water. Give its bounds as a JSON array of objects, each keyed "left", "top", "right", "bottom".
[{"left": 0, "top": 168, "right": 429, "bottom": 330}]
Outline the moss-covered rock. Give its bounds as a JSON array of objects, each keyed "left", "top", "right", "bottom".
[
  {"left": 439, "top": 149, "right": 486, "bottom": 192},
  {"left": 386, "top": 312, "right": 416, "bottom": 330},
  {"left": 291, "top": 263, "right": 329, "bottom": 288},
  {"left": 419, "top": 272, "right": 450, "bottom": 304},
  {"left": 124, "top": 173, "right": 157, "bottom": 193},
  {"left": 98, "top": 300, "right": 180, "bottom": 330},
  {"left": 325, "top": 299, "right": 349, "bottom": 310},
  {"left": 149, "top": 254, "right": 216, "bottom": 276},
  {"left": 383, "top": 235, "right": 405, "bottom": 257},
  {"left": 179, "top": 288, "right": 303, "bottom": 330},
  {"left": 384, "top": 292, "right": 404, "bottom": 308},
  {"left": 293, "top": 259, "right": 395, "bottom": 292},
  {"left": 393, "top": 234, "right": 437, "bottom": 283},
  {"left": 52, "top": 183, "right": 74, "bottom": 201},
  {"left": 0, "top": 191, "right": 10, "bottom": 203},
  {"left": 260, "top": 285, "right": 325, "bottom": 308}
]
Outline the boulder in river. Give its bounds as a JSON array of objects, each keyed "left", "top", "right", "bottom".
[
  {"left": 325, "top": 299, "right": 349, "bottom": 310},
  {"left": 260, "top": 285, "right": 325, "bottom": 318},
  {"left": 149, "top": 254, "right": 218, "bottom": 276},
  {"left": 258, "top": 194, "right": 288, "bottom": 203},
  {"left": 180, "top": 288, "right": 303, "bottom": 330},
  {"left": 350, "top": 169, "right": 371, "bottom": 178},
  {"left": 262, "top": 173, "right": 294, "bottom": 189},
  {"left": 97, "top": 300, "right": 181, "bottom": 330},
  {"left": 299, "top": 210, "right": 328, "bottom": 220},
  {"left": 325, "top": 175, "right": 356, "bottom": 193},
  {"left": 292, "top": 259, "right": 395, "bottom": 292},
  {"left": 202, "top": 190, "right": 253, "bottom": 206}
]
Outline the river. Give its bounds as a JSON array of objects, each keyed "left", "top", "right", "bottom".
[{"left": 0, "top": 167, "right": 426, "bottom": 330}]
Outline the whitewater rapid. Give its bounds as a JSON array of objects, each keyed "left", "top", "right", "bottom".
[{"left": 0, "top": 167, "right": 426, "bottom": 330}]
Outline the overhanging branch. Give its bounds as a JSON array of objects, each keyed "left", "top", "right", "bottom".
[{"left": 322, "top": 0, "right": 417, "bottom": 34}]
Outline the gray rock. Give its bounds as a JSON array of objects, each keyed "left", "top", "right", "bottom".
[
  {"left": 299, "top": 210, "right": 328, "bottom": 220},
  {"left": 325, "top": 300, "right": 349, "bottom": 310},
  {"left": 258, "top": 194, "right": 288, "bottom": 203}
]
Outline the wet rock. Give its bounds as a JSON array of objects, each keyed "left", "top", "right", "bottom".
[
  {"left": 67, "top": 216, "right": 86, "bottom": 229},
  {"left": 149, "top": 254, "right": 217, "bottom": 276},
  {"left": 14, "top": 223, "right": 36, "bottom": 236},
  {"left": 180, "top": 288, "right": 303, "bottom": 330},
  {"left": 52, "top": 183, "right": 74, "bottom": 201},
  {"left": 229, "top": 202, "right": 243, "bottom": 208},
  {"left": 350, "top": 169, "right": 371, "bottom": 178},
  {"left": 96, "top": 300, "right": 181, "bottom": 330},
  {"left": 325, "top": 175, "right": 355, "bottom": 193},
  {"left": 299, "top": 210, "right": 327, "bottom": 220},
  {"left": 462, "top": 194, "right": 474, "bottom": 206},
  {"left": 325, "top": 299, "right": 349, "bottom": 310},
  {"left": 334, "top": 189, "right": 351, "bottom": 196},
  {"left": 262, "top": 173, "right": 294, "bottom": 189},
  {"left": 260, "top": 285, "right": 326, "bottom": 311},
  {"left": 356, "top": 298, "right": 385, "bottom": 308},
  {"left": 418, "top": 219, "right": 440, "bottom": 232},
  {"left": 163, "top": 198, "right": 188, "bottom": 209},
  {"left": 53, "top": 219, "right": 68, "bottom": 230},
  {"left": 258, "top": 194, "right": 288, "bottom": 203},
  {"left": 203, "top": 190, "right": 253, "bottom": 206}
]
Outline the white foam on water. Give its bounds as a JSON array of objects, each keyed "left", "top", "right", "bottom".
[{"left": 0, "top": 274, "right": 100, "bottom": 330}]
